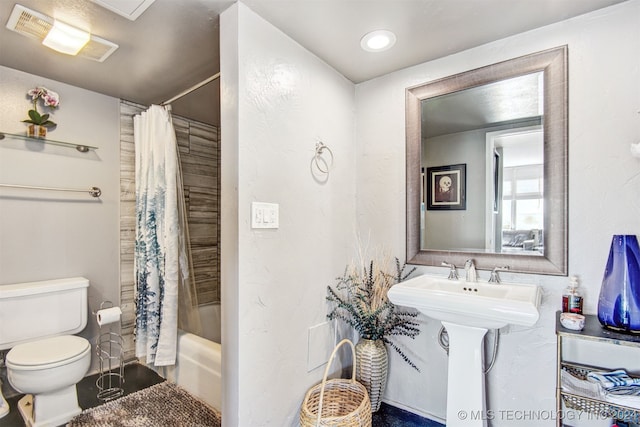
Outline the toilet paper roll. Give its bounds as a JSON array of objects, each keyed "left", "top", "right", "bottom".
[{"left": 96, "top": 306, "right": 122, "bottom": 326}]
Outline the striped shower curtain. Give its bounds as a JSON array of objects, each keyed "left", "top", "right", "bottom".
[{"left": 133, "top": 105, "right": 181, "bottom": 366}]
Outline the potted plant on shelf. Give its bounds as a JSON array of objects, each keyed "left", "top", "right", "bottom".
[
  {"left": 326, "top": 256, "right": 421, "bottom": 412},
  {"left": 23, "top": 87, "right": 59, "bottom": 139}
]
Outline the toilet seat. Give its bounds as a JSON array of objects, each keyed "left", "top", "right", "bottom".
[{"left": 6, "top": 335, "right": 90, "bottom": 370}]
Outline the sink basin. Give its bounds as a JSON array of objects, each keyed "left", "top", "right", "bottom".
[
  {"left": 388, "top": 274, "right": 541, "bottom": 426},
  {"left": 387, "top": 275, "right": 541, "bottom": 329}
]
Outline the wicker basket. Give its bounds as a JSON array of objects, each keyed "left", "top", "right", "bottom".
[{"left": 300, "top": 339, "right": 372, "bottom": 427}]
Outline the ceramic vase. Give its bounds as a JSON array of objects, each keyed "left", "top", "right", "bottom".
[
  {"left": 597, "top": 235, "right": 640, "bottom": 333},
  {"left": 26, "top": 124, "right": 47, "bottom": 139},
  {"left": 355, "top": 338, "right": 388, "bottom": 412}
]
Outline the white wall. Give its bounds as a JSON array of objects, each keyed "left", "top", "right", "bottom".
[
  {"left": 424, "top": 130, "right": 486, "bottom": 250},
  {"left": 0, "top": 66, "right": 120, "bottom": 371},
  {"left": 221, "top": 3, "right": 357, "bottom": 426},
  {"left": 355, "top": 1, "right": 640, "bottom": 425}
]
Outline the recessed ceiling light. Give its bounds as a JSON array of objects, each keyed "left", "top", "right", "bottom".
[
  {"left": 360, "top": 30, "right": 396, "bottom": 53},
  {"left": 42, "top": 20, "right": 90, "bottom": 55}
]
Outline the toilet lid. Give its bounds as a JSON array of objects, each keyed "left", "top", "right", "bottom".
[{"left": 6, "top": 335, "right": 90, "bottom": 367}]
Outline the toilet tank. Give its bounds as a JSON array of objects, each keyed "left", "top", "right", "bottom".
[{"left": 0, "top": 277, "right": 89, "bottom": 350}]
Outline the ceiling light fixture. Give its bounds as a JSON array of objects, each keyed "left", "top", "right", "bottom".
[
  {"left": 42, "top": 20, "right": 91, "bottom": 55},
  {"left": 6, "top": 4, "right": 119, "bottom": 62},
  {"left": 360, "top": 30, "right": 396, "bottom": 53}
]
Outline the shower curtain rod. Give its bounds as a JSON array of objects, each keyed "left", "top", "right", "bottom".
[{"left": 161, "top": 72, "right": 220, "bottom": 106}]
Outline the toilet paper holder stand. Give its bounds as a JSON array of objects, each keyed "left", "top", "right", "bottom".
[{"left": 95, "top": 301, "right": 124, "bottom": 401}]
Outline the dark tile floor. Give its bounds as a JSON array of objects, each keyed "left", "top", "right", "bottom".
[
  {"left": 1, "top": 363, "right": 442, "bottom": 426},
  {"left": 374, "top": 403, "right": 444, "bottom": 427}
]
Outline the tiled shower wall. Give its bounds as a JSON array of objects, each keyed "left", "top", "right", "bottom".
[{"left": 119, "top": 100, "right": 220, "bottom": 360}]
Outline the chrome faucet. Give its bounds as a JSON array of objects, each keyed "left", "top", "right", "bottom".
[
  {"left": 488, "top": 266, "right": 510, "bottom": 284},
  {"left": 464, "top": 259, "right": 477, "bottom": 282},
  {"left": 441, "top": 261, "right": 459, "bottom": 280}
]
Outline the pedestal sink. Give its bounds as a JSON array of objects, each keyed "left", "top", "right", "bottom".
[{"left": 387, "top": 275, "right": 541, "bottom": 427}]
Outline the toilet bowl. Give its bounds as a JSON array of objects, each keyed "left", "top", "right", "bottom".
[
  {"left": 0, "top": 277, "right": 91, "bottom": 427},
  {"left": 6, "top": 335, "right": 91, "bottom": 427}
]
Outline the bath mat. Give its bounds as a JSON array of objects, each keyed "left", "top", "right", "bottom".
[{"left": 66, "top": 381, "right": 221, "bottom": 427}]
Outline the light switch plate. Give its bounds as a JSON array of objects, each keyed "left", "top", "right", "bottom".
[{"left": 251, "top": 202, "right": 279, "bottom": 229}]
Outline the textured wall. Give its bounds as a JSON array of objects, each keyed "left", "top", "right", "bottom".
[
  {"left": 220, "top": 3, "right": 357, "bottom": 425},
  {"left": 119, "top": 100, "right": 220, "bottom": 361}
]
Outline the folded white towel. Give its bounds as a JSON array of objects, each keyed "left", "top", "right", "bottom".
[
  {"left": 609, "top": 385, "right": 640, "bottom": 396},
  {"left": 605, "top": 388, "right": 640, "bottom": 410},
  {"left": 587, "top": 369, "right": 640, "bottom": 389},
  {"left": 561, "top": 369, "right": 606, "bottom": 399}
]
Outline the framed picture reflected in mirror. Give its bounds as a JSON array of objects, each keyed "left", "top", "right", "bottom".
[{"left": 426, "top": 163, "right": 466, "bottom": 210}]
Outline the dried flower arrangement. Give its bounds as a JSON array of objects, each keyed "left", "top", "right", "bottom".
[{"left": 326, "top": 257, "right": 421, "bottom": 370}]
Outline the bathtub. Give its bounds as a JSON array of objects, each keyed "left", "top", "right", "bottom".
[
  {"left": 162, "top": 304, "right": 221, "bottom": 411},
  {"left": 197, "top": 302, "right": 221, "bottom": 343}
]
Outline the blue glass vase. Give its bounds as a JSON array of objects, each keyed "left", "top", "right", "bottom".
[{"left": 597, "top": 235, "right": 640, "bottom": 333}]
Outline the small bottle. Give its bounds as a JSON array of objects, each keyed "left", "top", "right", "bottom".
[{"left": 562, "top": 276, "right": 583, "bottom": 314}]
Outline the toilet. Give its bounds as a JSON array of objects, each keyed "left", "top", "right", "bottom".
[{"left": 0, "top": 277, "right": 91, "bottom": 427}]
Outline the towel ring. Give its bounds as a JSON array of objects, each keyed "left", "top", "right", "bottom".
[{"left": 313, "top": 141, "right": 334, "bottom": 174}]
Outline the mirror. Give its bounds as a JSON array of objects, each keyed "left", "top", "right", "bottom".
[{"left": 406, "top": 46, "right": 567, "bottom": 275}]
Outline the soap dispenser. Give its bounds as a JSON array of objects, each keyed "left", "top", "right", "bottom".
[{"left": 562, "top": 275, "right": 583, "bottom": 314}]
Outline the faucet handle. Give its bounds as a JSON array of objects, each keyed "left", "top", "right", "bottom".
[
  {"left": 488, "top": 266, "right": 510, "bottom": 283},
  {"left": 441, "top": 261, "right": 459, "bottom": 280}
]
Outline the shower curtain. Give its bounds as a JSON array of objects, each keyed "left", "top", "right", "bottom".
[{"left": 134, "top": 105, "right": 201, "bottom": 366}]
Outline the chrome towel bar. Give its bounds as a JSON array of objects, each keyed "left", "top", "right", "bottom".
[{"left": 0, "top": 183, "right": 102, "bottom": 198}]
